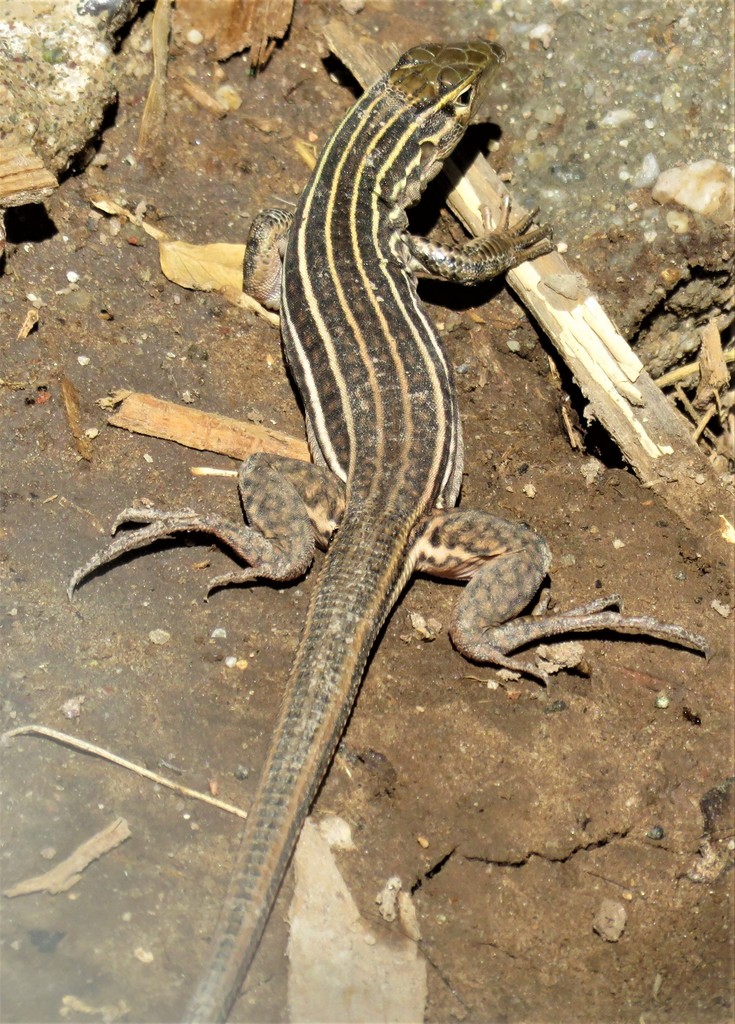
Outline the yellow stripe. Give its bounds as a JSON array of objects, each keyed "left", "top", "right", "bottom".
[{"left": 288, "top": 91, "right": 387, "bottom": 481}]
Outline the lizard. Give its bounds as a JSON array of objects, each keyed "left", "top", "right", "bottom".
[{"left": 69, "top": 40, "right": 707, "bottom": 1022}]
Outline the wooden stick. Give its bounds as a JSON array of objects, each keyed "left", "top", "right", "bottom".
[
  {"left": 108, "top": 392, "right": 310, "bottom": 463},
  {"left": 322, "top": 22, "right": 731, "bottom": 559},
  {"left": 0, "top": 144, "right": 57, "bottom": 207}
]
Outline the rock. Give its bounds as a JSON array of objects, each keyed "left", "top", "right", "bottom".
[
  {"left": 652, "top": 159, "right": 734, "bottom": 225},
  {"left": 593, "top": 898, "right": 627, "bottom": 942}
]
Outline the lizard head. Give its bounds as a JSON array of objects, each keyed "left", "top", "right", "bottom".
[
  {"left": 385, "top": 40, "right": 505, "bottom": 196},
  {"left": 388, "top": 39, "right": 505, "bottom": 126}
]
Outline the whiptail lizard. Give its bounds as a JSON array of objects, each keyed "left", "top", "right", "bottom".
[{"left": 70, "top": 40, "right": 707, "bottom": 1022}]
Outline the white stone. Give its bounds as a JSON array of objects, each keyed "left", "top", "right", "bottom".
[{"left": 652, "top": 159, "right": 734, "bottom": 224}]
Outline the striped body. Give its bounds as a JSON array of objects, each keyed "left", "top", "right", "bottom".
[
  {"left": 187, "top": 42, "right": 505, "bottom": 1021},
  {"left": 281, "top": 81, "right": 462, "bottom": 510}
]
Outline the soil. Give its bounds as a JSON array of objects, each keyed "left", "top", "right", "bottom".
[{"left": 1, "top": 2, "right": 733, "bottom": 1023}]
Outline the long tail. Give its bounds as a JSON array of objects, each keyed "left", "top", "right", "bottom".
[{"left": 184, "top": 506, "right": 417, "bottom": 1022}]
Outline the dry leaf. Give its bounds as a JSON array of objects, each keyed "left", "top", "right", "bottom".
[
  {"left": 243, "top": 114, "right": 282, "bottom": 134},
  {"left": 238, "top": 290, "right": 280, "bottom": 326},
  {"left": 89, "top": 194, "right": 167, "bottom": 241},
  {"left": 89, "top": 195, "right": 131, "bottom": 218},
  {"left": 158, "top": 238, "right": 245, "bottom": 301}
]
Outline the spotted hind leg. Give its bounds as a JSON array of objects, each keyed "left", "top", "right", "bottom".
[
  {"left": 411, "top": 508, "right": 708, "bottom": 682},
  {"left": 69, "top": 453, "right": 345, "bottom": 598}
]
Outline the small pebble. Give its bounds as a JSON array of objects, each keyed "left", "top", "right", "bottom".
[
  {"left": 375, "top": 876, "right": 402, "bottom": 922},
  {"left": 318, "top": 815, "right": 355, "bottom": 851},
  {"left": 544, "top": 699, "right": 568, "bottom": 714},
  {"left": 630, "top": 152, "right": 660, "bottom": 188},
  {"left": 66, "top": 270, "right": 80, "bottom": 283},
  {"left": 593, "top": 899, "right": 627, "bottom": 942},
  {"left": 215, "top": 84, "right": 241, "bottom": 111},
  {"left": 647, "top": 825, "right": 665, "bottom": 840},
  {"left": 661, "top": 85, "right": 681, "bottom": 113},
  {"left": 61, "top": 695, "right": 85, "bottom": 719},
  {"left": 528, "top": 22, "right": 554, "bottom": 48},
  {"left": 77, "top": 355, "right": 90, "bottom": 366},
  {"left": 600, "top": 108, "right": 636, "bottom": 127},
  {"left": 655, "top": 693, "right": 670, "bottom": 709},
  {"left": 148, "top": 629, "right": 171, "bottom": 646},
  {"left": 630, "top": 49, "right": 656, "bottom": 64},
  {"left": 186, "top": 28, "right": 204, "bottom": 45},
  {"left": 666, "top": 209, "right": 692, "bottom": 234}
]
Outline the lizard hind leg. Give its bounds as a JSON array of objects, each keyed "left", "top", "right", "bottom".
[
  {"left": 68, "top": 453, "right": 345, "bottom": 599},
  {"left": 412, "top": 508, "right": 708, "bottom": 683}
]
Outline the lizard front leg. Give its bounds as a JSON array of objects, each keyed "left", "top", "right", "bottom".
[
  {"left": 404, "top": 196, "right": 553, "bottom": 284},
  {"left": 411, "top": 508, "right": 708, "bottom": 682},
  {"left": 244, "top": 208, "right": 293, "bottom": 310},
  {"left": 69, "top": 454, "right": 344, "bottom": 598}
]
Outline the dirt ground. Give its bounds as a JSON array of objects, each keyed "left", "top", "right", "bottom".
[{"left": 1, "top": 2, "right": 733, "bottom": 1023}]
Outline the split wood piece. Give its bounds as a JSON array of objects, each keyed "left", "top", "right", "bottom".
[
  {"left": 0, "top": 144, "right": 57, "bottom": 259},
  {"left": 0, "top": 144, "right": 57, "bottom": 207},
  {"left": 3, "top": 817, "right": 131, "bottom": 897},
  {"left": 323, "top": 22, "right": 731, "bottom": 560},
  {"left": 108, "top": 391, "right": 309, "bottom": 463},
  {"left": 136, "top": 0, "right": 172, "bottom": 169}
]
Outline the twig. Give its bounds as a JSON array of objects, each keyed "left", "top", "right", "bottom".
[
  {"left": 655, "top": 348, "right": 735, "bottom": 390},
  {"left": 3, "top": 725, "right": 248, "bottom": 820}
]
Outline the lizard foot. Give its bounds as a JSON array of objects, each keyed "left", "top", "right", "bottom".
[
  {"left": 68, "top": 506, "right": 289, "bottom": 600},
  {"left": 480, "top": 195, "right": 555, "bottom": 265},
  {"left": 462, "top": 594, "right": 709, "bottom": 683}
]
